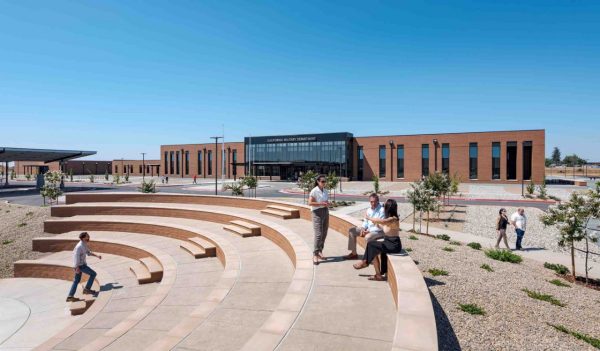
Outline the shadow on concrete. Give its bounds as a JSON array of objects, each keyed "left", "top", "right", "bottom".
[
  {"left": 430, "top": 292, "right": 461, "bottom": 351},
  {"left": 521, "top": 247, "right": 545, "bottom": 252}
]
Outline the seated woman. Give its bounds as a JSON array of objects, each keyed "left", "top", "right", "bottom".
[{"left": 353, "top": 199, "right": 402, "bottom": 281}]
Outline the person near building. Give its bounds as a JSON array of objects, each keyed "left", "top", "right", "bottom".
[
  {"left": 510, "top": 208, "right": 527, "bottom": 250},
  {"left": 495, "top": 208, "right": 510, "bottom": 249},
  {"left": 308, "top": 174, "right": 330, "bottom": 265},
  {"left": 344, "top": 193, "right": 385, "bottom": 260},
  {"left": 66, "top": 232, "right": 102, "bottom": 302}
]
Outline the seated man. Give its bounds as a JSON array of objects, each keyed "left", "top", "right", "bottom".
[{"left": 344, "top": 193, "right": 385, "bottom": 259}]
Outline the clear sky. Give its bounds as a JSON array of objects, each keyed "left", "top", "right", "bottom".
[{"left": 1, "top": 1, "right": 599, "bottom": 161}]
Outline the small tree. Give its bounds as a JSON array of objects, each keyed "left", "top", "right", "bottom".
[
  {"left": 10, "top": 169, "right": 16, "bottom": 179},
  {"left": 125, "top": 172, "right": 130, "bottom": 182},
  {"left": 583, "top": 182, "right": 600, "bottom": 283},
  {"left": 224, "top": 180, "right": 245, "bottom": 196},
  {"left": 538, "top": 181, "right": 548, "bottom": 199},
  {"left": 551, "top": 147, "right": 561, "bottom": 165},
  {"left": 25, "top": 173, "right": 31, "bottom": 181},
  {"left": 449, "top": 173, "right": 460, "bottom": 200},
  {"left": 372, "top": 175, "right": 380, "bottom": 194},
  {"left": 407, "top": 182, "right": 421, "bottom": 232},
  {"left": 541, "top": 192, "right": 589, "bottom": 279},
  {"left": 114, "top": 174, "right": 121, "bottom": 185},
  {"left": 88, "top": 171, "right": 95, "bottom": 183},
  {"left": 242, "top": 174, "right": 258, "bottom": 198},
  {"left": 298, "top": 170, "right": 318, "bottom": 204},
  {"left": 105, "top": 169, "right": 109, "bottom": 181},
  {"left": 68, "top": 168, "right": 74, "bottom": 182},
  {"left": 325, "top": 171, "right": 339, "bottom": 202},
  {"left": 40, "top": 170, "right": 63, "bottom": 205}
]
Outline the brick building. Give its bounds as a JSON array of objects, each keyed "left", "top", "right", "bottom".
[
  {"left": 14, "top": 160, "right": 112, "bottom": 176},
  {"left": 160, "top": 129, "right": 545, "bottom": 183},
  {"left": 112, "top": 159, "right": 161, "bottom": 177}
]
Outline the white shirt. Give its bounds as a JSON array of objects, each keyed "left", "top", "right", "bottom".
[
  {"left": 511, "top": 212, "right": 527, "bottom": 231},
  {"left": 363, "top": 204, "right": 385, "bottom": 233},
  {"left": 309, "top": 186, "right": 329, "bottom": 211},
  {"left": 73, "top": 241, "right": 91, "bottom": 268}
]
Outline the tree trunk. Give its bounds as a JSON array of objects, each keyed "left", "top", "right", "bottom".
[
  {"left": 419, "top": 210, "right": 422, "bottom": 233},
  {"left": 571, "top": 241, "right": 576, "bottom": 280},
  {"left": 412, "top": 205, "right": 416, "bottom": 232},
  {"left": 426, "top": 211, "right": 430, "bottom": 235},
  {"left": 585, "top": 237, "right": 589, "bottom": 285}
]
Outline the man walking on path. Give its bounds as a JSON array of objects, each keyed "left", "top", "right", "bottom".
[
  {"left": 344, "top": 193, "right": 385, "bottom": 259},
  {"left": 510, "top": 208, "right": 527, "bottom": 250},
  {"left": 66, "top": 232, "right": 102, "bottom": 302},
  {"left": 193, "top": 174, "right": 197, "bottom": 184}
]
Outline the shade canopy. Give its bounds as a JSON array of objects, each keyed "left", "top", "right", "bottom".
[{"left": 0, "top": 147, "right": 96, "bottom": 163}]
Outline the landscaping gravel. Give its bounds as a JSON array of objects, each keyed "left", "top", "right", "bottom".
[
  {"left": 402, "top": 231, "right": 600, "bottom": 351},
  {"left": 464, "top": 205, "right": 600, "bottom": 263},
  {"left": 0, "top": 202, "right": 52, "bottom": 278}
]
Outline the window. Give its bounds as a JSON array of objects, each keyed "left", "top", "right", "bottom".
[
  {"left": 523, "top": 141, "right": 532, "bottom": 180},
  {"left": 396, "top": 145, "right": 404, "bottom": 178},
  {"left": 175, "top": 151, "right": 180, "bottom": 175},
  {"left": 357, "top": 146, "right": 364, "bottom": 180},
  {"left": 207, "top": 151, "right": 212, "bottom": 175},
  {"left": 232, "top": 150, "right": 237, "bottom": 175},
  {"left": 139, "top": 165, "right": 142, "bottom": 173},
  {"left": 164, "top": 151, "right": 168, "bottom": 175},
  {"left": 185, "top": 151, "right": 189, "bottom": 175},
  {"left": 169, "top": 151, "right": 174, "bottom": 175},
  {"left": 442, "top": 143, "right": 450, "bottom": 174},
  {"left": 507, "top": 142, "right": 517, "bottom": 180},
  {"left": 469, "top": 143, "right": 478, "bottom": 179},
  {"left": 422, "top": 144, "right": 429, "bottom": 177},
  {"left": 492, "top": 142, "right": 501, "bottom": 180},
  {"left": 379, "top": 145, "right": 386, "bottom": 178},
  {"left": 115, "top": 165, "right": 118, "bottom": 174},
  {"left": 197, "top": 151, "right": 202, "bottom": 175}
]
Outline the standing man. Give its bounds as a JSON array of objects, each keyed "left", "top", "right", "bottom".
[
  {"left": 193, "top": 174, "right": 197, "bottom": 184},
  {"left": 510, "top": 208, "right": 527, "bottom": 250},
  {"left": 344, "top": 193, "right": 385, "bottom": 260},
  {"left": 66, "top": 232, "right": 102, "bottom": 302}
]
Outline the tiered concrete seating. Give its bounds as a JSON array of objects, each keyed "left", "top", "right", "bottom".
[
  {"left": 30, "top": 192, "right": 438, "bottom": 350},
  {"left": 260, "top": 204, "right": 300, "bottom": 219},
  {"left": 223, "top": 219, "right": 261, "bottom": 237}
]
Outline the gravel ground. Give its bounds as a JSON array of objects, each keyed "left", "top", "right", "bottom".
[
  {"left": 0, "top": 202, "right": 52, "bottom": 278},
  {"left": 464, "top": 205, "right": 600, "bottom": 263},
  {"left": 401, "top": 231, "right": 600, "bottom": 351}
]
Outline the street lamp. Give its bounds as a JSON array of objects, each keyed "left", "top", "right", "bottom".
[
  {"left": 210, "top": 136, "right": 222, "bottom": 195},
  {"left": 141, "top": 152, "right": 146, "bottom": 182}
]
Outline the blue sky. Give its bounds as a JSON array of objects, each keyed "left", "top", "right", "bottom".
[{"left": 1, "top": 1, "right": 599, "bottom": 160}]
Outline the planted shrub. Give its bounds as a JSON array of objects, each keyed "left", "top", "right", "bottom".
[
  {"left": 485, "top": 249, "right": 522, "bottom": 263},
  {"left": 139, "top": 179, "right": 156, "bottom": 193},
  {"left": 436, "top": 234, "right": 451, "bottom": 241},
  {"left": 405, "top": 248, "right": 413, "bottom": 252},
  {"left": 458, "top": 303, "right": 486, "bottom": 316},
  {"left": 522, "top": 288, "right": 565, "bottom": 307},
  {"left": 409, "top": 235, "right": 419, "bottom": 240},
  {"left": 543, "top": 262, "right": 570, "bottom": 275},
  {"left": 428, "top": 268, "right": 448, "bottom": 276},
  {"left": 480, "top": 264, "right": 494, "bottom": 272},
  {"left": 2, "top": 239, "right": 14, "bottom": 245},
  {"left": 17, "top": 223, "right": 26, "bottom": 228},
  {"left": 548, "top": 279, "right": 570, "bottom": 288},
  {"left": 449, "top": 240, "right": 462, "bottom": 246},
  {"left": 467, "top": 242, "right": 482, "bottom": 250},
  {"left": 548, "top": 324, "right": 600, "bottom": 348},
  {"left": 442, "top": 247, "right": 454, "bottom": 252}
]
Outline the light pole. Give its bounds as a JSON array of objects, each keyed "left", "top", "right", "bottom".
[
  {"left": 210, "top": 136, "right": 222, "bottom": 195},
  {"left": 141, "top": 152, "right": 146, "bottom": 182}
]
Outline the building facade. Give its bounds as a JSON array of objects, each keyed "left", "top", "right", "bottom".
[
  {"left": 112, "top": 159, "right": 161, "bottom": 177},
  {"left": 14, "top": 160, "right": 113, "bottom": 176},
  {"left": 160, "top": 129, "right": 545, "bottom": 183}
]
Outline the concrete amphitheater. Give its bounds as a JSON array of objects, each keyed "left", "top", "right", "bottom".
[{"left": 0, "top": 193, "right": 437, "bottom": 351}]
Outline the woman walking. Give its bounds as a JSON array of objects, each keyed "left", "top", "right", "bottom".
[
  {"left": 353, "top": 199, "right": 402, "bottom": 281},
  {"left": 308, "top": 174, "right": 330, "bottom": 265},
  {"left": 495, "top": 208, "right": 510, "bottom": 249}
]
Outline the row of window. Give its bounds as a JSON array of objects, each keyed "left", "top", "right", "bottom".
[
  {"left": 369, "top": 141, "right": 533, "bottom": 180},
  {"left": 163, "top": 149, "right": 238, "bottom": 176},
  {"left": 247, "top": 141, "right": 347, "bottom": 163}
]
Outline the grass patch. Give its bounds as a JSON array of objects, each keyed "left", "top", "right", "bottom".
[
  {"left": 548, "top": 279, "right": 571, "bottom": 288},
  {"left": 25, "top": 211, "right": 33, "bottom": 216},
  {"left": 458, "top": 303, "right": 485, "bottom": 316},
  {"left": 436, "top": 234, "right": 450, "bottom": 241},
  {"left": 408, "top": 235, "right": 419, "bottom": 240},
  {"left": 467, "top": 242, "right": 482, "bottom": 250},
  {"left": 544, "top": 262, "right": 570, "bottom": 275},
  {"left": 485, "top": 249, "right": 522, "bottom": 263},
  {"left": 442, "top": 247, "right": 454, "bottom": 252},
  {"left": 548, "top": 324, "right": 600, "bottom": 348},
  {"left": 17, "top": 223, "right": 27, "bottom": 228},
  {"left": 404, "top": 248, "right": 413, "bottom": 252},
  {"left": 2, "top": 240, "right": 14, "bottom": 245},
  {"left": 449, "top": 240, "right": 461, "bottom": 246},
  {"left": 522, "top": 288, "right": 566, "bottom": 307},
  {"left": 428, "top": 268, "right": 448, "bottom": 276},
  {"left": 480, "top": 264, "right": 494, "bottom": 272}
]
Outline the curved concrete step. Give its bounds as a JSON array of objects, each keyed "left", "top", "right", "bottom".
[
  {"left": 188, "top": 236, "right": 217, "bottom": 257},
  {"left": 260, "top": 208, "right": 293, "bottom": 219},
  {"left": 179, "top": 241, "right": 210, "bottom": 258},
  {"left": 140, "top": 257, "right": 162, "bottom": 282},
  {"left": 266, "top": 204, "right": 300, "bottom": 218},
  {"left": 230, "top": 220, "right": 261, "bottom": 235},
  {"left": 223, "top": 224, "right": 254, "bottom": 237},
  {"left": 129, "top": 262, "right": 152, "bottom": 284}
]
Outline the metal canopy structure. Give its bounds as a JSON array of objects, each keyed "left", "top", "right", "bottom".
[{"left": 0, "top": 147, "right": 96, "bottom": 163}]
